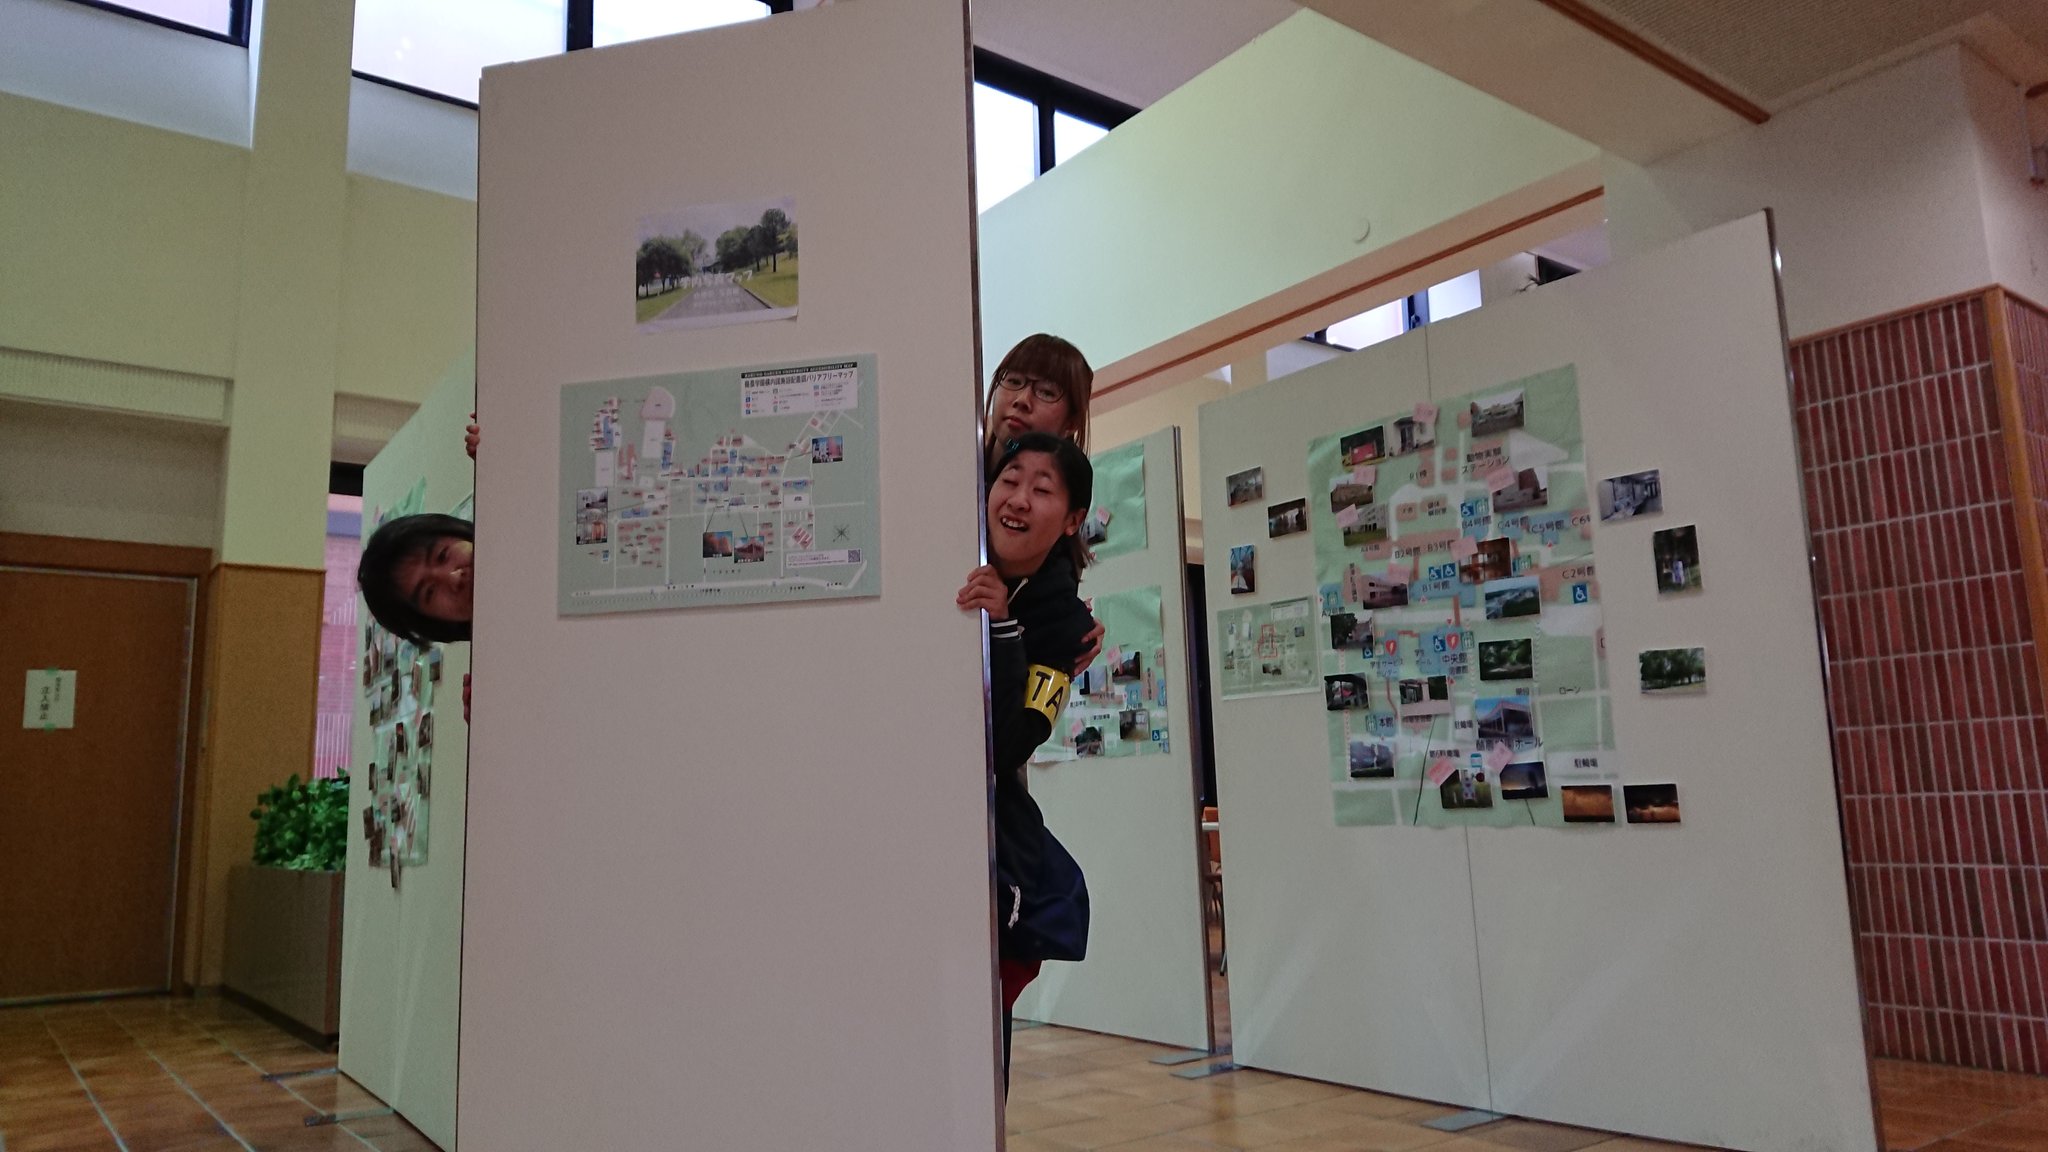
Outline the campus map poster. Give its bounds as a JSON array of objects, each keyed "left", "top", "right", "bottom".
[
  {"left": 1217, "top": 596, "right": 1318, "bottom": 699},
  {"left": 1309, "top": 365, "right": 1617, "bottom": 827},
  {"left": 558, "top": 356, "right": 880, "bottom": 614},
  {"left": 1037, "top": 585, "right": 1171, "bottom": 760}
]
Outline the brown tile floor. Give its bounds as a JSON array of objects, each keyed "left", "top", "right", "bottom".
[
  {"left": 0, "top": 995, "right": 438, "bottom": 1152},
  {"left": 8, "top": 993, "right": 2048, "bottom": 1150}
]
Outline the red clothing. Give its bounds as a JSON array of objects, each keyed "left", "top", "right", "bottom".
[{"left": 1000, "top": 958, "right": 1042, "bottom": 1013}]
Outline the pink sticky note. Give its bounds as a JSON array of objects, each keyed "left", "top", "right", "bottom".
[
  {"left": 1336, "top": 504, "right": 1361, "bottom": 528},
  {"left": 1485, "top": 464, "right": 1517, "bottom": 493},
  {"left": 1414, "top": 402, "right": 1439, "bottom": 424},
  {"left": 1426, "top": 756, "right": 1459, "bottom": 787},
  {"left": 1352, "top": 465, "right": 1377, "bottom": 486},
  {"left": 1452, "top": 537, "right": 1479, "bottom": 560},
  {"left": 1483, "top": 742, "right": 1513, "bottom": 775}
]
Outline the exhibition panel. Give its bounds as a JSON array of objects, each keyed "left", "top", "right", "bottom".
[
  {"left": 1013, "top": 426, "right": 1213, "bottom": 1052},
  {"left": 1198, "top": 214, "right": 1874, "bottom": 1151},
  {"left": 464, "top": 2, "right": 1000, "bottom": 1148}
]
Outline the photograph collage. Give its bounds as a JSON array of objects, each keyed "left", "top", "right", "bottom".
[{"left": 1218, "top": 365, "right": 1685, "bottom": 830}]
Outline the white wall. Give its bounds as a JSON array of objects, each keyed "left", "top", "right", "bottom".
[
  {"left": 1962, "top": 50, "right": 2048, "bottom": 306},
  {"left": 1607, "top": 45, "right": 2019, "bottom": 337},
  {"left": 978, "top": 8, "right": 1600, "bottom": 390},
  {"left": 0, "top": 398, "right": 223, "bottom": 549}
]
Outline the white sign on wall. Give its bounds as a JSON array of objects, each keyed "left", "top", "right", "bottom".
[{"left": 23, "top": 669, "right": 77, "bottom": 730}]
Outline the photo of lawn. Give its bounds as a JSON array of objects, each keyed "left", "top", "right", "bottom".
[{"left": 636, "top": 195, "right": 798, "bottom": 332}]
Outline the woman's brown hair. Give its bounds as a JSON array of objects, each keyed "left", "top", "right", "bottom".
[{"left": 983, "top": 333, "right": 1094, "bottom": 460}]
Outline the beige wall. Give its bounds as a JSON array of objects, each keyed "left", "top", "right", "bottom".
[{"left": 0, "top": 398, "right": 224, "bottom": 549}]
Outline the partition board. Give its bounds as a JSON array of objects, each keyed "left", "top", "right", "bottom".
[
  {"left": 464, "top": 5, "right": 999, "bottom": 1150},
  {"left": 340, "top": 357, "right": 472, "bottom": 1150},
  {"left": 1198, "top": 334, "right": 1496, "bottom": 1108},
  {"left": 1197, "top": 213, "right": 1873, "bottom": 1151},
  {"left": 1013, "top": 426, "right": 1211, "bottom": 1051}
]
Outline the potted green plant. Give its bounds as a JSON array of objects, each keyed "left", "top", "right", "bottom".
[{"left": 223, "top": 773, "right": 350, "bottom": 1040}]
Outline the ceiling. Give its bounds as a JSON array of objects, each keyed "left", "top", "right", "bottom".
[
  {"left": 970, "top": 0, "right": 1298, "bottom": 109},
  {"left": 1583, "top": 0, "right": 2048, "bottom": 109}
]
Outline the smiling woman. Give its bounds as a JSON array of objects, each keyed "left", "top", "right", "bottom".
[{"left": 357, "top": 512, "right": 476, "bottom": 645}]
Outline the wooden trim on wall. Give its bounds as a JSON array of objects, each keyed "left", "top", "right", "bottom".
[
  {"left": 1097, "top": 187, "right": 1606, "bottom": 401},
  {"left": 0, "top": 533, "right": 212, "bottom": 579},
  {"left": 0, "top": 532, "right": 214, "bottom": 992},
  {"left": 1986, "top": 288, "right": 2048, "bottom": 716},
  {"left": 1532, "top": 0, "right": 1769, "bottom": 124}
]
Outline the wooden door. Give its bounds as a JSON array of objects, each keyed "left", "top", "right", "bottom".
[{"left": 0, "top": 566, "right": 193, "bottom": 1000}]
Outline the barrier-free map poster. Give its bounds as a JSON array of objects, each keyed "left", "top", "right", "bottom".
[
  {"left": 1217, "top": 596, "right": 1318, "bottom": 699},
  {"left": 1083, "top": 441, "right": 1148, "bottom": 564},
  {"left": 1310, "top": 365, "right": 1616, "bottom": 827},
  {"left": 558, "top": 356, "right": 880, "bottom": 614},
  {"left": 1037, "top": 585, "right": 1170, "bottom": 760}
]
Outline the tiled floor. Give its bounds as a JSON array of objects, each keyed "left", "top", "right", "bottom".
[
  {"left": 9, "top": 995, "right": 2048, "bottom": 1151},
  {"left": 0, "top": 995, "right": 437, "bottom": 1152}
]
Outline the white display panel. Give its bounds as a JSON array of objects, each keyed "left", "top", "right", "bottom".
[
  {"left": 463, "top": 3, "right": 998, "bottom": 1149},
  {"left": 1013, "top": 426, "right": 1212, "bottom": 1051},
  {"left": 339, "top": 359, "right": 473, "bottom": 1151},
  {"left": 1438, "top": 214, "right": 1873, "bottom": 1150},
  {"left": 1197, "top": 213, "right": 1874, "bottom": 1151},
  {"left": 1198, "top": 333, "right": 1496, "bottom": 1107}
]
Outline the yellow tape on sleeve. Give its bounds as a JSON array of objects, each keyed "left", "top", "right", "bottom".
[{"left": 1024, "top": 665, "right": 1071, "bottom": 724}]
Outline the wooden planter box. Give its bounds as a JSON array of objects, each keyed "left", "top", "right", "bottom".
[{"left": 223, "top": 864, "right": 343, "bottom": 1040}]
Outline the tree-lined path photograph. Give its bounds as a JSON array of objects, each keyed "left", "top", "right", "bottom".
[{"left": 635, "top": 195, "right": 798, "bottom": 330}]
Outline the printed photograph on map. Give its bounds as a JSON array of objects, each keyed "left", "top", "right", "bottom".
[
  {"left": 1562, "top": 784, "right": 1616, "bottom": 823},
  {"left": 1119, "top": 709, "right": 1150, "bottom": 741},
  {"left": 1329, "top": 612, "right": 1372, "bottom": 652},
  {"left": 735, "top": 535, "right": 767, "bottom": 563},
  {"left": 1640, "top": 647, "right": 1706, "bottom": 693},
  {"left": 702, "top": 531, "right": 735, "bottom": 558},
  {"left": 1267, "top": 499, "right": 1308, "bottom": 538},
  {"left": 1599, "top": 469, "right": 1663, "bottom": 522},
  {"left": 1441, "top": 768, "right": 1494, "bottom": 809},
  {"left": 576, "top": 520, "right": 609, "bottom": 546},
  {"left": 1340, "top": 426, "right": 1385, "bottom": 466},
  {"left": 1470, "top": 388, "right": 1526, "bottom": 437},
  {"left": 577, "top": 488, "right": 609, "bottom": 518},
  {"left": 1483, "top": 576, "right": 1542, "bottom": 620},
  {"left": 1492, "top": 467, "right": 1549, "bottom": 513},
  {"left": 1325, "top": 674, "right": 1370, "bottom": 711},
  {"left": 1329, "top": 477, "right": 1375, "bottom": 514},
  {"left": 1340, "top": 504, "right": 1389, "bottom": 547},
  {"left": 1478, "top": 638, "right": 1534, "bottom": 681},
  {"left": 1397, "top": 676, "right": 1452, "bottom": 718},
  {"left": 1075, "top": 726, "right": 1105, "bottom": 757},
  {"left": 1501, "top": 759, "right": 1548, "bottom": 800},
  {"left": 1111, "top": 650, "right": 1142, "bottom": 683},
  {"left": 1624, "top": 783, "right": 1681, "bottom": 824},
  {"left": 1348, "top": 739, "right": 1395, "bottom": 779},
  {"left": 1476, "top": 696, "right": 1537, "bottom": 751},
  {"left": 811, "top": 436, "right": 843, "bottom": 463},
  {"left": 1653, "top": 524, "right": 1702, "bottom": 593},
  {"left": 1460, "top": 537, "right": 1513, "bottom": 584},
  {"left": 635, "top": 195, "right": 797, "bottom": 333},
  {"left": 1229, "top": 544, "right": 1256, "bottom": 594},
  {"left": 1082, "top": 509, "right": 1112, "bottom": 546},
  {"left": 1226, "top": 467, "right": 1265, "bottom": 507}
]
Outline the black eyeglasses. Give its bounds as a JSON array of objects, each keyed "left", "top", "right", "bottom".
[{"left": 995, "top": 373, "right": 1065, "bottom": 405}]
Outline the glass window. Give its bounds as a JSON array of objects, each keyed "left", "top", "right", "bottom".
[
  {"left": 1426, "top": 270, "right": 1483, "bottom": 324},
  {"left": 91, "top": 0, "right": 238, "bottom": 37},
  {"left": 974, "top": 82, "right": 1037, "bottom": 213},
  {"left": 352, "top": 0, "right": 567, "bottom": 104},
  {"left": 1325, "top": 299, "right": 1407, "bottom": 351},
  {"left": 1052, "top": 111, "right": 1108, "bottom": 166},
  {"left": 315, "top": 494, "right": 364, "bottom": 780},
  {"left": 593, "top": 0, "right": 768, "bottom": 48}
]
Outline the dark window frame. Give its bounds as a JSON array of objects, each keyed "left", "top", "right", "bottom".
[
  {"left": 60, "top": 0, "right": 250, "bottom": 46},
  {"left": 972, "top": 49, "right": 1136, "bottom": 176},
  {"left": 351, "top": 0, "right": 794, "bottom": 110}
]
